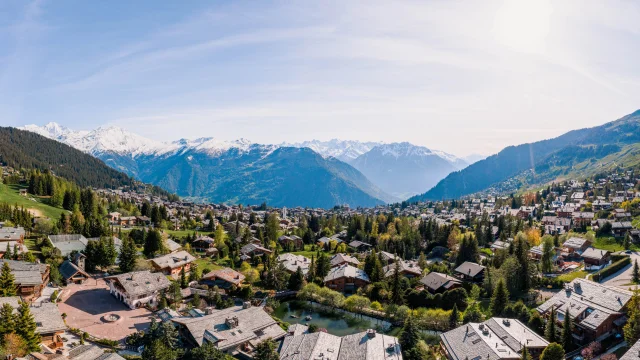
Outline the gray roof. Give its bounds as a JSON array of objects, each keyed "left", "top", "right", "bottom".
[
  {"left": 0, "top": 296, "right": 21, "bottom": 309},
  {"left": 454, "top": 261, "right": 485, "bottom": 278},
  {"left": 563, "top": 237, "right": 590, "bottom": 249},
  {"left": 581, "top": 247, "right": 609, "bottom": 261},
  {"left": 330, "top": 253, "right": 360, "bottom": 267},
  {"left": 150, "top": 250, "right": 196, "bottom": 270},
  {"left": 59, "top": 260, "right": 89, "bottom": 281},
  {"left": 324, "top": 265, "right": 370, "bottom": 283},
  {"left": 31, "top": 303, "right": 67, "bottom": 334},
  {"left": 68, "top": 344, "right": 126, "bottom": 360},
  {"left": 0, "top": 259, "right": 47, "bottom": 286},
  {"left": 165, "top": 238, "right": 182, "bottom": 252},
  {"left": 383, "top": 261, "right": 422, "bottom": 278},
  {"left": 279, "top": 330, "right": 402, "bottom": 360},
  {"left": 172, "top": 305, "right": 285, "bottom": 349},
  {"left": 419, "top": 272, "right": 461, "bottom": 292},
  {"left": 48, "top": 234, "right": 88, "bottom": 256},
  {"left": 620, "top": 338, "right": 640, "bottom": 360},
  {"left": 106, "top": 271, "right": 171, "bottom": 296},
  {"left": 276, "top": 253, "right": 310, "bottom": 274}
]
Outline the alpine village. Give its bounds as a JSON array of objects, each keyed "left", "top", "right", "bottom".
[{"left": 3, "top": 110, "right": 640, "bottom": 360}]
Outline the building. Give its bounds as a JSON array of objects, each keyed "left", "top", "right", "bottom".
[
  {"left": 536, "top": 278, "right": 632, "bottom": 345},
  {"left": 67, "top": 344, "right": 126, "bottom": 360},
  {"left": 383, "top": 260, "right": 422, "bottom": 279},
  {"left": 48, "top": 234, "right": 88, "bottom": 257},
  {"left": 0, "top": 259, "right": 49, "bottom": 301},
  {"left": 171, "top": 304, "right": 286, "bottom": 355},
  {"left": 440, "top": 318, "right": 548, "bottom": 360},
  {"left": 59, "top": 253, "right": 90, "bottom": 284},
  {"left": 348, "top": 240, "right": 372, "bottom": 253},
  {"left": 279, "top": 329, "right": 402, "bottom": 360},
  {"left": 31, "top": 302, "right": 67, "bottom": 349},
  {"left": 105, "top": 271, "right": 171, "bottom": 309},
  {"left": 329, "top": 253, "right": 360, "bottom": 268},
  {"left": 324, "top": 264, "right": 370, "bottom": 293},
  {"left": 201, "top": 268, "right": 245, "bottom": 289},
  {"left": 453, "top": 261, "right": 485, "bottom": 282},
  {"left": 278, "top": 235, "right": 303, "bottom": 249},
  {"left": 620, "top": 338, "right": 640, "bottom": 360},
  {"left": 562, "top": 237, "right": 592, "bottom": 256},
  {"left": 379, "top": 251, "right": 400, "bottom": 265},
  {"left": 419, "top": 272, "right": 462, "bottom": 294},
  {"left": 150, "top": 250, "right": 196, "bottom": 277},
  {"left": 193, "top": 236, "right": 216, "bottom": 252},
  {"left": 240, "top": 243, "right": 272, "bottom": 260},
  {"left": 581, "top": 248, "right": 610, "bottom": 268},
  {"left": 276, "top": 253, "right": 310, "bottom": 274}
]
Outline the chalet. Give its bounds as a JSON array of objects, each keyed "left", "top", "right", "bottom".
[
  {"left": 420, "top": 272, "right": 462, "bottom": 294},
  {"left": 581, "top": 248, "right": 610, "bottom": 267},
  {"left": 379, "top": 251, "right": 400, "bottom": 265},
  {"left": 67, "top": 344, "right": 126, "bottom": 360},
  {"left": 150, "top": 250, "right": 196, "bottom": 277},
  {"left": 105, "top": 271, "right": 171, "bottom": 309},
  {"left": 192, "top": 236, "right": 215, "bottom": 252},
  {"left": 201, "top": 268, "right": 245, "bottom": 289},
  {"left": 348, "top": 240, "right": 372, "bottom": 252},
  {"left": 329, "top": 253, "right": 360, "bottom": 268},
  {"left": 572, "top": 212, "right": 594, "bottom": 228},
  {"left": 536, "top": 279, "right": 632, "bottom": 345},
  {"left": 612, "top": 221, "right": 633, "bottom": 237},
  {"left": 119, "top": 216, "right": 137, "bottom": 227},
  {"left": 280, "top": 329, "right": 402, "bottom": 360},
  {"left": 490, "top": 240, "right": 509, "bottom": 252},
  {"left": 621, "top": 339, "right": 640, "bottom": 360},
  {"left": 136, "top": 215, "right": 151, "bottom": 226},
  {"left": 440, "top": 318, "right": 548, "bottom": 360},
  {"left": 240, "top": 243, "right": 272, "bottom": 259},
  {"left": 562, "top": 237, "right": 592, "bottom": 256},
  {"left": 276, "top": 253, "right": 310, "bottom": 274},
  {"left": 278, "top": 235, "right": 303, "bottom": 249},
  {"left": 324, "top": 264, "right": 370, "bottom": 293},
  {"left": 0, "top": 226, "right": 25, "bottom": 242},
  {"left": 59, "top": 253, "right": 90, "bottom": 284},
  {"left": 383, "top": 260, "right": 422, "bottom": 279},
  {"left": 31, "top": 302, "right": 67, "bottom": 349},
  {"left": 106, "top": 212, "right": 121, "bottom": 223},
  {"left": 165, "top": 238, "right": 182, "bottom": 253},
  {"left": 171, "top": 304, "right": 286, "bottom": 354},
  {"left": 48, "top": 234, "right": 88, "bottom": 257},
  {"left": 0, "top": 260, "right": 49, "bottom": 301},
  {"left": 453, "top": 261, "right": 485, "bottom": 282}
]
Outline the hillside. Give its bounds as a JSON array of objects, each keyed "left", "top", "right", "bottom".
[
  {"left": 0, "top": 183, "right": 67, "bottom": 219},
  {"left": 409, "top": 110, "right": 640, "bottom": 201}
]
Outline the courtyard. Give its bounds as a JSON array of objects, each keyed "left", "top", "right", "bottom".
[{"left": 57, "top": 277, "right": 154, "bottom": 341}]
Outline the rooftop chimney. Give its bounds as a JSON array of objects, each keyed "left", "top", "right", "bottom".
[{"left": 366, "top": 329, "right": 376, "bottom": 338}]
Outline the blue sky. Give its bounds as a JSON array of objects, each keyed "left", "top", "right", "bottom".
[{"left": 1, "top": 0, "right": 639, "bottom": 156}]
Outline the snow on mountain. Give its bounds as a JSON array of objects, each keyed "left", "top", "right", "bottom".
[{"left": 284, "top": 139, "right": 382, "bottom": 163}]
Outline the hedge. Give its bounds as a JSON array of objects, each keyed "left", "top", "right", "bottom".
[{"left": 592, "top": 256, "right": 631, "bottom": 282}]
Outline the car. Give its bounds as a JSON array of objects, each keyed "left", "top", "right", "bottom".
[{"left": 626, "top": 250, "right": 632, "bottom": 254}]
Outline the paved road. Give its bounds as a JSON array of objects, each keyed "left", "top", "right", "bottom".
[{"left": 602, "top": 251, "right": 640, "bottom": 290}]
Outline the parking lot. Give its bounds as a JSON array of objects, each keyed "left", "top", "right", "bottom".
[{"left": 57, "top": 277, "right": 154, "bottom": 341}]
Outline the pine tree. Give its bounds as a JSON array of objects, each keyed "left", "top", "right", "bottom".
[
  {"left": 0, "top": 303, "right": 16, "bottom": 337},
  {"left": 624, "top": 291, "right": 640, "bottom": 346},
  {"left": 624, "top": 231, "right": 632, "bottom": 250},
  {"left": 0, "top": 262, "right": 17, "bottom": 297},
  {"left": 490, "top": 278, "right": 509, "bottom": 316},
  {"left": 5, "top": 243, "right": 12, "bottom": 260},
  {"left": 15, "top": 301, "right": 40, "bottom": 352},
  {"left": 561, "top": 307, "right": 573, "bottom": 351},
  {"left": 287, "top": 266, "right": 304, "bottom": 291},
  {"left": 307, "top": 255, "right": 316, "bottom": 283},
  {"left": 254, "top": 338, "right": 279, "bottom": 360},
  {"left": 634, "top": 260, "right": 640, "bottom": 284},
  {"left": 143, "top": 230, "right": 164, "bottom": 258},
  {"left": 399, "top": 316, "right": 424, "bottom": 360},
  {"left": 118, "top": 237, "right": 138, "bottom": 273},
  {"left": 540, "top": 343, "right": 564, "bottom": 360},
  {"left": 390, "top": 258, "right": 403, "bottom": 304},
  {"left": 180, "top": 268, "right": 188, "bottom": 289},
  {"left": 449, "top": 304, "right": 459, "bottom": 329},
  {"left": 545, "top": 307, "right": 558, "bottom": 343},
  {"left": 521, "top": 346, "right": 531, "bottom": 360}
]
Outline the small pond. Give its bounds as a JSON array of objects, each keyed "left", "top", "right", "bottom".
[{"left": 273, "top": 300, "right": 395, "bottom": 337}]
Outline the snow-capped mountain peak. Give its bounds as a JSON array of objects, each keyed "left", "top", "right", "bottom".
[{"left": 284, "top": 139, "right": 382, "bottom": 163}]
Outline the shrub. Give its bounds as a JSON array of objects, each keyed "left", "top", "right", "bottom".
[{"left": 593, "top": 257, "right": 630, "bottom": 282}]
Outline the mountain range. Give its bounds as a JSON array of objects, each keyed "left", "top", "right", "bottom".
[
  {"left": 20, "top": 123, "right": 468, "bottom": 206},
  {"left": 409, "top": 109, "right": 640, "bottom": 202}
]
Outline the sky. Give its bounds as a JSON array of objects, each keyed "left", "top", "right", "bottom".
[{"left": 1, "top": 0, "right": 639, "bottom": 157}]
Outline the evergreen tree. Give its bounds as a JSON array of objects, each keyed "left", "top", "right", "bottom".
[
  {"left": 15, "top": 301, "right": 40, "bottom": 352},
  {"left": 399, "top": 316, "right": 425, "bottom": 360},
  {"left": 390, "top": 259, "right": 403, "bottom": 304},
  {"left": 307, "top": 255, "right": 316, "bottom": 283},
  {"left": 561, "top": 307, "right": 573, "bottom": 351},
  {"left": 545, "top": 307, "right": 558, "bottom": 343},
  {"left": 490, "top": 278, "right": 509, "bottom": 316},
  {"left": 142, "top": 339, "right": 178, "bottom": 360},
  {"left": 0, "top": 303, "right": 16, "bottom": 337},
  {"left": 185, "top": 342, "right": 228, "bottom": 360},
  {"left": 180, "top": 267, "right": 188, "bottom": 289},
  {"left": 540, "top": 343, "right": 564, "bottom": 360},
  {"left": 144, "top": 230, "right": 164, "bottom": 258},
  {"left": 5, "top": 243, "right": 12, "bottom": 260},
  {"left": 254, "top": 338, "right": 279, "bottom": 360},
  {"left": 521, "top": 346, "right": 531, "bottom": 360},
  {"left": 634, "top": 260, "right": 640, "bottom": 284},
  {"left": 315, "top": 253, "right": 331, "bottom": 279},
  {"left": 287, "top": 266, "right": 305, "bottom": 291},
  {"left": 118, "top": 237, "right": 138, "bottom": 273},
  {"left": 449, "top": 304, "right": 459, "bottom": 330},
  {"left": 624, "top": 231, "right": 632, "bottom": 250},
  {"left": 624, "top": 291, "right": 640, "bottom": 346},
  {"left": 0, "top": 262, "right": 17, "bottom": 297}
]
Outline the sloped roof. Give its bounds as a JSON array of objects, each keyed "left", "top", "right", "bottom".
[
  {"left": 150, "top": 250, "right": 196, "bottom": 270},
  {"left": 454, "top": 261, "right": 485, "bottom": 278},
  {"left": 323, "top": 264, "right": 370, "bottom": 283},
  {"left": 330, "top": 253, "right": 360, "bottom": 267},
  {"left": 419, "top": 272, "right": 461, "bottom": 292},
  {"left": 105, "top": 271, "right": 171, "bottom": 296},
  {"left": 279, "top": 330, "right": 402, "bottom": 360},
  {"left": 59, "top": 260, "right": 89, "bottom": 281},
  {"left": 202, "top": 268, "right": 245, "bottom": 285}
]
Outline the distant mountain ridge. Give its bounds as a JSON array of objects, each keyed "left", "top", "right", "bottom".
[
  {"left": 409, "top": 109, "right": 640, "bottom": 202},
  {"left": 283, "top": 139, "right": 382, "bottom": 163},
  {"left": 20, "top": 123, "right": 394, "bottom": 208}
]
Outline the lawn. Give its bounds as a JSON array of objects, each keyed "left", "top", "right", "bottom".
[
  {"left": 0, "top": 184, "right": 68, "bottom": 219},
  {"left": 557, "top": 269, "right": 588, "bottom": 282},
  {"left": 593, "top": 236, "right": 640, "bottom": 252},
  {"left": 24, "top": 238, "right": 41, "bottom": 254},
  {"left": 193, "top": 257, "right": 224, "bottom": 273},
  {"left": 290, "top": 244, "right": 322, "bottom": 259},
  {"left": 633, "top": 216, "right": 640, "bottom": 229}
]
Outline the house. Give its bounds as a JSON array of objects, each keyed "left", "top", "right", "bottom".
[
  {"left": 106, "top": 212, "right": 121, "bottom": 223},
  {"left": 379, "top": 251, "right": 400, "bottom": 265},
  {"left": 329, "top": 253, "right": 361, "bottom": 268},
  {"left": 612, "top": 221, "right": 634, "bottom": 237},
  {"left": 453, "top": 261, "right": 485, "bottom": 282},
  {"left": 136, "top": 216, "right": 151, "bottom": 226},
  {"left": 490, "top": 240, "right": 510, "bottom": 252},
  {"left": 201, "top": 268, "right": 245, "bottom": 289},
  {"left": 150, "top": 250, "right": 196, "bottom": 277},
  {"left": 240, "top": 243, "right": 272, "bottom": 259},
  {"left": 620, "top": 338, "right": 640, "bottom": 360},
  {"left": 383, "top": 260, "right": 422, "bottom": 279},
  {"left": 440, "top": 318, "right": 548, "bottom": 360},
  {"left": 0, "top": 226, "right": 25, "bottom": 242},
  {"left": 348, "top": 240, "right": 372, "bottom": 252},
  {"left": 105, "top": 271, "right": 171, "bottom": 310},
  {"left": 581, "top": 248, "right": 610, "bottom": 268},
  {"left": 165, "top": 238, "right": 182, "bottom": 253},
  {"left": 47, "top": 234, "right": 88, "bottom": 257},
  {"left": 419, "top": 272, "right": 462, "bottom": 294},
  {"left": 562, "top": 237, "right": 592, "bottom": 256},
  {"left": 59, "top": 253, "right": 90, "bottom": 284},
  {"left": 119, "top": 216, "right": 137, "bottom": 227},
  {"left": 278, "top": 235, "right": 303, "bottom": 249},
  {"left": 0, "top": 260, "right": 49, "bottom": 301},
  {"left": 193, "top": 236, "right": 216, "bottom": 252},
  {"left": 31, "top": 302, "right": 67, "bottom": 349},
  {"left": 171, "top": 304, "right": 286, "bottom": 354},
  {"left": 536, "top": 278, "right": 632, "bottom": 345},
  {"left": 67, "top": 344, "right": 126, "bottom": 360},
  {"left": 324, "top": 264, "right": 370, "bottom": 293},
  {"left": 279, "top": 329, "right": 402, "bottom": 360},
  {"left": 276, "top": 253, "right": 310, "bottom": 274}
]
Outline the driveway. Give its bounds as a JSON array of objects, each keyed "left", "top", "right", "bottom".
[
  {"left": 602, "top": 251, "right": 640, "bottom": 290},
  {"left": 58, "top": 277, "right": 154, "bottom": 341}
]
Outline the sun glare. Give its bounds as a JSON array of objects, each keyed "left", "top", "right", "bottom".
[{"left": 493, "top": 0, "right": 552, "bottom": 55}]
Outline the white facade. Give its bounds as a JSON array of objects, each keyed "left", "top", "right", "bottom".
[{"left": 108, "top": 282, "right": 159, "bottom": 310}]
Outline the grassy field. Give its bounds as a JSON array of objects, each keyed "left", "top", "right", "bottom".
[
  {"left": 557, "top": 269, "right": 588, "bottom": 282},
  {"left": 0, "top": 183, "right": 68, "bottom": 219},
  {"left": 593, "top": 236, "right": 640, "bottom": 252},
  {"left": 290, "top": 244, "right": 322, "bottom": 259}
]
